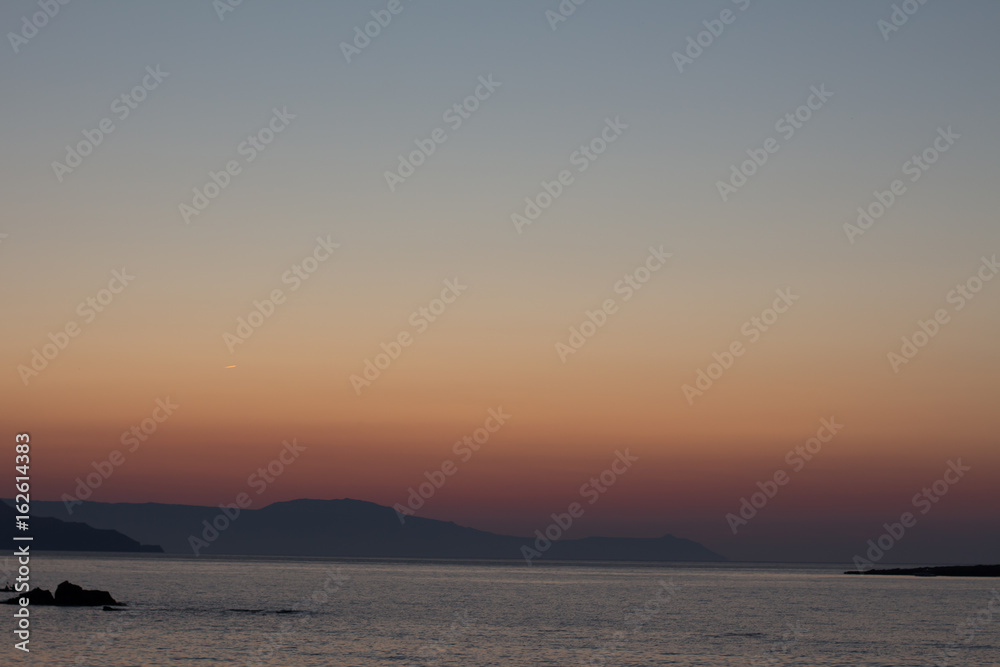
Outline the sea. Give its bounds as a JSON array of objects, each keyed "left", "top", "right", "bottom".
[{"left": 8, "top": 553, "right": 998, "bottom": 666}]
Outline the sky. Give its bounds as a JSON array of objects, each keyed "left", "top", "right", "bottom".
[{"left": 1, "top": 0, "right": 998, "bottom": 563}]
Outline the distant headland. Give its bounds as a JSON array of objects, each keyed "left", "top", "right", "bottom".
[{"left": 845, "top": 564, "right": 1000, "bottom": 577}]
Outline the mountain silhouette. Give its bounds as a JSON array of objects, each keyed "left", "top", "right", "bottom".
[
  {"left": 0, "top": 501, "right": 162, "bottom": 552},
  {"left": 15, "top": 498, "right": 725, "bottom": 562}
]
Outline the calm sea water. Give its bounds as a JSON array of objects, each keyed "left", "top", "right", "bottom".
[{"left": 8, "top": 554, "right": 998, "bottom": 666}]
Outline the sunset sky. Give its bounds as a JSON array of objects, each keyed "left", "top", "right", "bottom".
[{"left": 2, "top": 1, "right": 998, "bottom": 562}]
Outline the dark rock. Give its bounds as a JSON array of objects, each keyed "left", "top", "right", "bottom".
[
  {"left": 2, "top": 581, "right": 121, "bottom": 606},
  {"left": 54, "top": 581, "right": 119, "bottom": 606},
  {"left": 102, "top": 606, "right": 123, "bottom": 611},
  {"left": 2, "top": 587, "right": 54, "bottom": 605}
]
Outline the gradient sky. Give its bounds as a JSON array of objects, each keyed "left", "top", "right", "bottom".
[{"left": 1, "top": 0, "right": 998, "bottom": 563}]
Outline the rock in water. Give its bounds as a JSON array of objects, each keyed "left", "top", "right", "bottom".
[
  {"left": 2, "top": 581, "right": 121, "bottom": 606},
  {"left": 1, "top": 587, "right": 55, "bottom": 605},
  {"left": 54, "top": 581, "right": 119, "bottom": 606}
]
